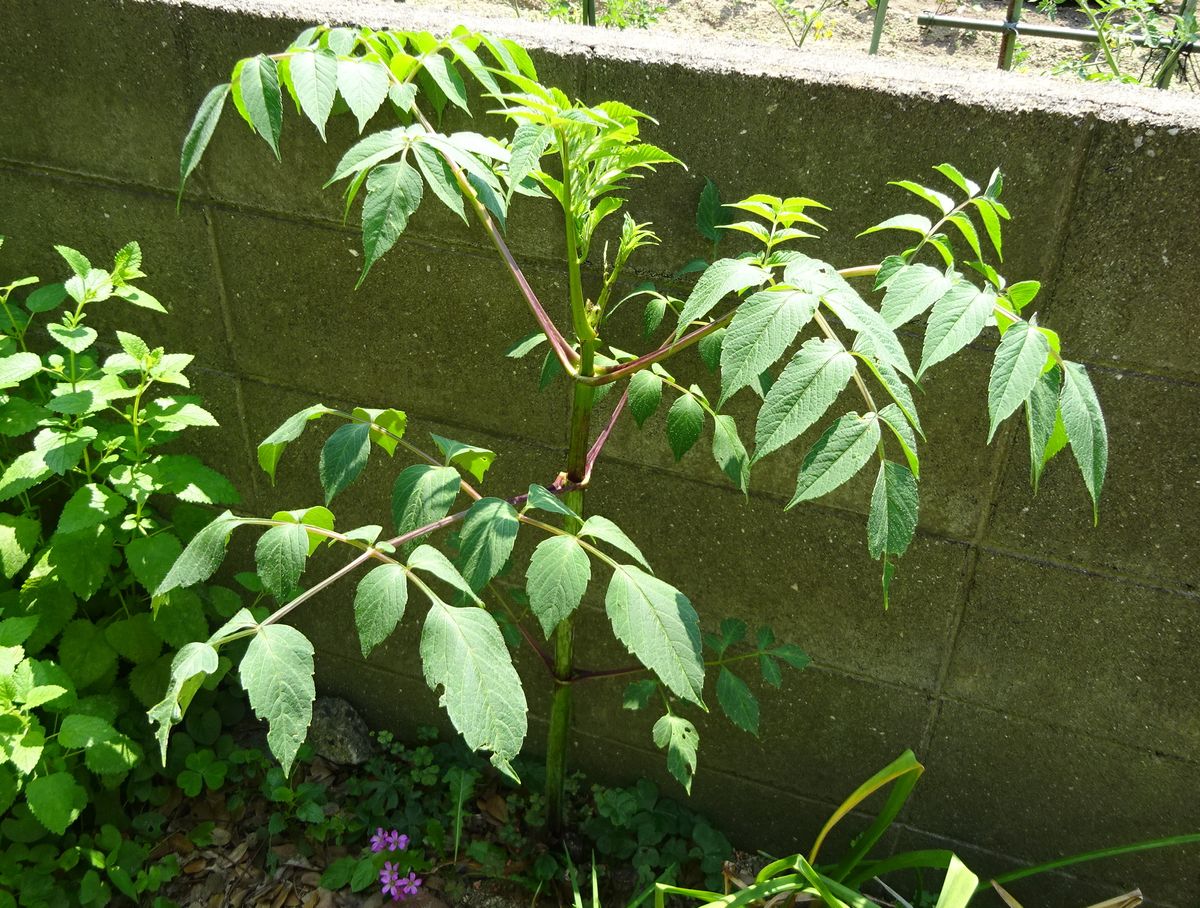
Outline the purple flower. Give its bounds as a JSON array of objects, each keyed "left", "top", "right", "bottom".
[
  {"left": 371, "top": 827, "right": 388, "bottom": 853},
  {"left": 401, "top": 871, "right": 423, "bottom": 898},
  {"left": 385, "top": 830, "right": 410, "bottom": 852},
  {"left": 380, "top": 862, "right": 402, "bottom": 899}
]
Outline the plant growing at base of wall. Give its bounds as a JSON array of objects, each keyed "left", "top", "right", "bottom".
[
  {"left": 0, "top": 239, "right": 250, "bottom": 902},
  {"left": 153, "top": 24, "right": 1107, "bottom": 829}
]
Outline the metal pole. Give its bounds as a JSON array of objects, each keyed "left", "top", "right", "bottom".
[
  {"left": 997, "top": 0, "right": 1025, "bottom": 69},
  {"left": 917, "top": 12, "right": 1200, "bottom": 49},
  {"left": 870, "top": 0, "right": 891, "bottom": 54}
]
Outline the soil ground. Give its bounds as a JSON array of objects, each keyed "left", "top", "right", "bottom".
[{"left": 403, "top": 0, "right": 1200, "bottom": 89}]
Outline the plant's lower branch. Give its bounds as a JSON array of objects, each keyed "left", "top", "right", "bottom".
[{"left": 583, "top": 387, "right": 629, "bottom": 482}]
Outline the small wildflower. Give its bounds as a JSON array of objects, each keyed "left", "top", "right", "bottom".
[
  {"left": 380, "top": 861, "right": 402, "bottom": 900},
  {"left": 371, "top": 827, "right": 388, "bottom": 853},
  {"left": 385, "top": 829, "right": 410, "bottom": 852},
  {"left": 401, "top": 871, "right": 423, "bottom": 897}
]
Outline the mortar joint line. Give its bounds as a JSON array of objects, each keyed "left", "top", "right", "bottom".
[
  {"left": 910, "top": 416, "right": 1022, "bottom": 805},
  {"left": 1040, "top": 113, "right": 1098, "bottom": 326},
  {"left": 202, "top": 206, "right": 263, "bottom": 506}
]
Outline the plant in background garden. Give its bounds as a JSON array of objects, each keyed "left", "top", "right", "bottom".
[
  {"left": 154, "top": 23, "right": 1107, "bottom": 837},
  {"left": 770, "top": 0, "right": 877, "bottom": 50},
  {"left": 0, "top": 239, "right": 251, "bottom": 904},
  {"left": 1040, "top": 0, "right": 1199, "bottom": 86}
]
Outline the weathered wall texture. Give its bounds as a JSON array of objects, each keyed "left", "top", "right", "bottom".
[{"left": 2, "top": 0, "right": 1198, "bottom": 902}]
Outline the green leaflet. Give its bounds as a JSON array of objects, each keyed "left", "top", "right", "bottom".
[
  {"left": 507, "top": 124, "right": 554, "bottom": 199},
  {"left": 240, "top": 624, "right": 316, "bottom": 775},
  {"left": 391, "top": 464, "right": 460, "bottom": 539},
  {"left": 666, "top": 392, "right": 704, "bottom": 461},
  {"left": 673, "top": 259, "right": 770, "bottom": 337},
  {"left": 877, "top": 404, "right": 920, "bottom": 478},
  {"left": 289, "top": 49, "right": 338, "bottom": 139},
  {"left": 524, "top": 484, "right": 579, "bottom": 520},
  {"left": 254, "top": 523, "right": 309, "bottom": 601},
  {"left": 412, "top": 142, "right": 466, "bottom": 223},
  {"left": 879, "top": 263, "right": 952, "bottom": 328},
  {"left": 456, "top": 498, "right": 519, "bottom": 591},
  {"left": 148, "top": 641, "right": 219, "bottom": 762},
  {"left": 579, "top": 515, "right": 650, "bottom": 569},
  {"left": 711, "top": 414, "right": 750, "bottom": 494},
  {"left": 231, "top": 55, "right": 282, "bottom": 159},
  {"left": 26, "top": 772, "right": 87, "bottom": 835},
  {"left": 716, "top": 667, "right": 759, "bottom": 736},
  {"left": 852, "top": 341, "right": 924, "bottom": 438},
  {"left": 628, "top": 370, "right": 662, "bottom": 428},
  {"left": 0, "top": 352, "right": 43, "bottom": 389},
  {"left": 935, "top": 856, "right": 979, "bottom": 908},
  {"left": 754, "top": 338, "right": 855, "bottom": 462},
  {"left": 421, "top": 52, "right": 469, "bottom": 113},
  {"left": 336, "top": 57, "right": 390, "bottom": 131},
  {"left": 987, "top": 320, "right": 1051, "bottom": 441},
  {"left": 605, "top": 565, "right": 704, "bottom": 706},
  {"left": 1059, "top": 361, "right": 1107, "bottom": 521},
  {"left": 0, "top": 514, "right": 39, "bottom": 579},
  {"left": 526, "top": 535, "right": 591, "bottom": 637},
  {"left": 867, "top": 461, "right": 919, "bottom": 560},
  {"left": 420, "top": 598, "right": 527, "bottom": 777},
  {"left": 919, "top": 280, "right": 995, "bottom": 379},
  {"left": 124, "top": 532, "right": 183, "bottom": 594},
  {"left": 718, "top": 288, "right": 817, "bottom": 406},
  {"left": 431, "top": 433, "right": 496, "bottom": 483},
  {"left": 178, "top": 83, "right": 230, "bottom": 204},
  {"left": 327, "top": 126, "right": 414, "bottom": 185},
  {"left": 319, "top": 422, "right": 372, "bottom": 503},
  {"left": 789, "top": 412, "right": 881, "bottom": 507},
  {"left": 408, "top": 545, "right": 480, "bottom": 604},
  {"left": 258, "top": 404, "right": 328, "bottom": 483},
  {"left": 359, "top": 160, "right": 424, "bottom": 285},
  {"left": 858, "top": 213, "right": 932, "bottom": 238},
  {"left": 156, "top": 511, "right": 242, "bottom": 595},
  {"left": 353, "top": 563, "right": 408, "bottom": 657},
  {"left": 696, "top": 178, "right": 731, "bottom": 244},
  {"left": 1025, "top": 366, "right": 1062, "bottom": 493},
  {"left": 652, "top": 714, "right": 699, "bottom": 794}
]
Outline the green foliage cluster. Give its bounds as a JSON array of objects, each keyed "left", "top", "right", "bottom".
[
  {"left": 0, "top": 239, "right": 252, "bottom": 905},
  {"left": 159, "top": 21, "right": 1104, "bottom": 830},
  {"left": 658, "top": 750, "right": 1200, "bottom": 908},
  {"left": 1041, "top": 0, "right": 1198, "bottom": 87}
]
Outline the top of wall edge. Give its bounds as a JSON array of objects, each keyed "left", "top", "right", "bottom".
[{"left": 162, "top": 0, "right": 1200, "bottom": 131}]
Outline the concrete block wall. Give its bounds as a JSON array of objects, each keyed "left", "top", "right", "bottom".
[{"left": 1, "top": 0, "right": 1197, "bottom": 902}]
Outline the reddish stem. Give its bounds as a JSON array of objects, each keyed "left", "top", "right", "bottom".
[{"left": 583, "top": 387, "right": 629, "bottom": 482}]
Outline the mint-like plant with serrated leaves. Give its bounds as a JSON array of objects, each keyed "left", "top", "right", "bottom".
[
  {"left": 153, "top": 24, "right": 1107, "bottom": 831},
  {"left": 0, "top": 239, "right": 250, "bottom": 888}
]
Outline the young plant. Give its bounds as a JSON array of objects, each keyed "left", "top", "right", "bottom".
[
  {"left": 152, "top": 24, "right": 1107, "bottom": 833},
  {"left": 0, "top": 239, "right": 247, "bottom": 902}
]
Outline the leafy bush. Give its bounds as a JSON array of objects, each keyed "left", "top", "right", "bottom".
[
  {"left": 0, "top": 239, "right": 248, "bottom": 904},
  {"left": 155, "top": 24, "right": 1106, "bottom": 835}
]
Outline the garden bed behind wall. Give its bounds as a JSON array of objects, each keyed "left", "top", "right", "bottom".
[{"left": 2, "top": 0, "right": 1199, "bottom": 903}]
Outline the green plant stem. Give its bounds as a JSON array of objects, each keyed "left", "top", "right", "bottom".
[
  {"left": 984, "top": 832, "right": 1200, "bottom": 890},
  {"left": 545, "top": 135, "right": 597, "bottom": 835},
  {"left": 1078, "top": 0, "right": 1124, "bottom": 78}
]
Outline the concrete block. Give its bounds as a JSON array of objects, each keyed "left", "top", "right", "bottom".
[
  {"left": 210, "top": 208, "right": 574, "bottom": 447},
  {"left": 0, "top": 0, "right": 191, "bottom": 190},
  {"left": 911, "top": 701, "right": 1200, "bottom": 905},
  {"left": 581, "top": 54, "right": 1086, "bottom": 283},
  {"left": 0, "top": 167, "right": 235, "bottom": 371},
  {"left": 945, "top": 552, "right": 1200, "bottom": 758},
  {"left": 584, "top": 452, "right": 970, "bottom": 690},
  {"left": 1043, "top": 119, "right": 1200, "bottom": 381},
  {"left": 986, "top": 367, "right": 1200, "bottom": 592}
]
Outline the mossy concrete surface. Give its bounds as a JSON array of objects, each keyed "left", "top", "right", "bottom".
[{"left": 1, "top": 0, "right": 1198, "bottom": 902}]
